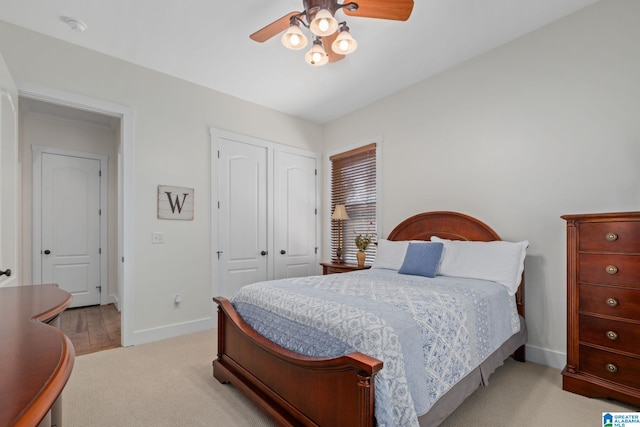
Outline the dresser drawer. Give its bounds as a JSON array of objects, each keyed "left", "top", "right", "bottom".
[
  {"left": 580, "top": 284, "right": 640, "bottom": 318},
  {"left": 579, "top": 345, "right": 640, "bottom": 390},
  {"left": 579, "top": 253, "right": 640, "bottom": 287},
  {"left": 579, "top": 314, "right": 640, "bottom": 354},
  {"left": 579, "top": 221, "right": 640, "bottom": 252}
]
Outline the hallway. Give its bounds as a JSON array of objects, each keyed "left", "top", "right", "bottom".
[{"left": 60, "top": 304, "right": 121, "bottom": 355}]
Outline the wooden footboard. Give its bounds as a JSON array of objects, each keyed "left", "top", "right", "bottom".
[{"left": 213, "top": 297, "right": 383, "bottom": 427}]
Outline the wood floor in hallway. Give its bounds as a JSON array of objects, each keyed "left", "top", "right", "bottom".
[{"left": 60, "top": 303, "right": 121, "bottom": 355}]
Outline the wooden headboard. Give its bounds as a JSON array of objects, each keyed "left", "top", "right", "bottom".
[
  {"left": 387, "top": 211, "right": 501, "bottom": 242},
  {"left": 386, "top": 211, "right": 524, "bottom": 317}
]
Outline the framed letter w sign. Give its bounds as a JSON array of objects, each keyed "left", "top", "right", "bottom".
[{"left": 158, "top": 185, "right": 194, "bottom": 220}]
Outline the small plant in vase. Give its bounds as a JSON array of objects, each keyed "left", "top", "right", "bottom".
[{"left": 354, "top": 233, "right": 374, "bottom": 268}]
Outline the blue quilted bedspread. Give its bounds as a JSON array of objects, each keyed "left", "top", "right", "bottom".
[{"left": 231, "top": 269, "right": 520, "bottom": 427}]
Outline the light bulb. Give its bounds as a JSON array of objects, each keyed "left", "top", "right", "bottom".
[
  {"left": 290, "top": 34, "right": 300, "bottom": 47},
  {"left": 338, "top": 39, "right": 349, "bottom": 52},
  {"left": 318, "top": 18, "right": 329, "bottom": 33}
]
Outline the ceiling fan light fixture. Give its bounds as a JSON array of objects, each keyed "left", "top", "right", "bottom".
[
  {"left": 331, "top": 25, "right": 357, "bottom": 54},
  {"left": 305, "top": 39, "right": 328, "bottom": 66},
  {"left": 281, "top": 24, "right": 308, "bottom": 50},
  {"left": 309, "top": 8, "right": 338, "bottom": 37}
]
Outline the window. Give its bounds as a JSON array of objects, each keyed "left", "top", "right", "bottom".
[{"left": 330, "top": 143, "right": 377, "bottom": 265}]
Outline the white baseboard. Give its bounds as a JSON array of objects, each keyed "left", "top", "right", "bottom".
[
  {"left": 130, "top": 317, "right": 214, "bottom": 346},
  {"left": 526, "top": 344, "right": 566, "bottom": 370},
  {"left": 107, "top": 294, "right": 120, "bottom": 310}
]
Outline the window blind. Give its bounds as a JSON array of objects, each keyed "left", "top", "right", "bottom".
[{"left": 330, "top": 143, "right": 377, "bottom": 265}]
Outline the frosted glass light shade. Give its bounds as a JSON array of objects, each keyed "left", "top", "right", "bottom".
[
  {"left": 309, "top": 9, "right": 338, "bottom": 37},
  {"left": 281, "top": 25, "right": 308, "bottom": 50},
  {"left": 305, "top": 41, "right": 328, "bottom": 66},
  {"left": 331, "top": 29, "right": 357, "bottom": 54}
]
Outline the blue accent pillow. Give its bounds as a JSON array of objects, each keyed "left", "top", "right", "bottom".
[{"left": 398, "top": 242, "right": 444, "bottom": 278}]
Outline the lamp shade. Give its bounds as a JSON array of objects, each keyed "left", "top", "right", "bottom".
[
  {"left": 331, "top": 204, "right": 350, "bottom": 220},
  {"left": 304, "top": 40, "right": 328, "bottom": 66},
  {"left": 331, "top": 27, "right": 357, "bottom": 55},
  {"left": 309, "top": 8, "right": 338, "bottom": 37},
  {"left": 281, "top": 24, "right": 308, "bottom": 50}
]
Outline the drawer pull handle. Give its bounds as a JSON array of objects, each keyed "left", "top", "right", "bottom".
[
  {"left": 606, "top": 330, "right": 619, "bottom": 340},
  {"left": 606, "top": 363, "right": 618, "bottom": 374},
  {"left": 605, "top": 265, "right": 618, "bottom": 275},
  {"left": 605, "top": 232, "right": 618, "bottom": 242},
  {"left": 606, "top": 297, "right": 619, "bottom": 307}
]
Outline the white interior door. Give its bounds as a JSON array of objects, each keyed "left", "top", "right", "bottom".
[
  {"left": 39, "top": 152, "right": 102, "bottom": 307},
  {"left": 217, "top": 138, "right": 269, "bottom": 297},
  {"left": 0, "top": 55, "right": 19, "bottom": 288},
  {"left": 274, "top": 150, "right": 318, "bottom": 278}
]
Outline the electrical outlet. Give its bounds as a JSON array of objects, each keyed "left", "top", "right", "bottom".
[{"left": 152, "top": 232, "right": 165, "bottom": 244}]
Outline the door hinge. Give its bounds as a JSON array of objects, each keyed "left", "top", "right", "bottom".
[
  {"left": 99, "top": 170, "right": 102, "bottom": 177},
  {"left": 315, "top": 247, "right": 318, "bottom": 254},
  {"left": 99, "top": 208, "right": 102, "bottom": 215},
  {"left": 218, "top": 201, "right": 220, "bottom": 209},
  {"left": 96, "top": 285, "right": 101, "bottom": 291},
  {"left": 315, "top": 208, "right": 317, "bottom": 215},
  {"left": 217, "top": 150, "right": 220, "bottom": 158},
  {"left": 99, "top": 248, "right": 102, "bottom": 254},
  {"left": 315, "top": 169, "right": 317, "bottom": 176}
]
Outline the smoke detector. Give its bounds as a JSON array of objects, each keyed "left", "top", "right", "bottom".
[{"left": 61, "top": 16, "right": 87, "bottom": 33}]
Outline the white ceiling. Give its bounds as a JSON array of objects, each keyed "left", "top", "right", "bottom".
[{"left": 0, "top": 0, "right": 597, "bottom": 124}]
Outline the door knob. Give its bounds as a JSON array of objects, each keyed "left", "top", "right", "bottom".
[
  {"left": 44, "top": 250, "right": 51, "bottom": 255},
  {"left": 261, "top": 250, "right": 268, "bottom": 256},
  {"left": 280, "top": 250, "right": 286, "bottom": 255},
  {"left": 0, "top": 268, "right": 11, "bottom": 277}
]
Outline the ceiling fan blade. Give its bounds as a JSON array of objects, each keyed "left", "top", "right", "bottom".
[
  {"left": 323, "top": 32, "right": 345, "bottom": 63},
  {"left": 343, "top": 0, "right": 414, "bottom": 21},
  {"left": 250, "top": 11, "right": 301, "bottom": 42}
]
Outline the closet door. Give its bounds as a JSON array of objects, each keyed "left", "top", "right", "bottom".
[
  {"left": 217, "top": 138, "right": 269, "bottom": 298},
  {"left": 274, "top": 150, "right": 318, "bottom": 278},
  {"left": 212, "top": 128, "right": 319, "bottom": 299}
]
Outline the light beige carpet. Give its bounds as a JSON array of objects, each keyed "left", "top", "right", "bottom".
[{"left": 63, "top": 329, "right": 638, "bottom": 426}]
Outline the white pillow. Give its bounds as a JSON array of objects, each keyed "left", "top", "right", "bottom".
[
  {"left": 372, "top": 239, "right": 410, "bottom": 270},
  {"left": 430, "top": 236, "right": 529, "bottom": 295}
]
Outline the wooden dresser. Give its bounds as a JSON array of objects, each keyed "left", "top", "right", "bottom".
[{"left": 562, "top": 212, "right": 640, "bottom": 406}]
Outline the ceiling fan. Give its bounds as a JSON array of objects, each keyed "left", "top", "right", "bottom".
[{"left": 250, "top": 0, "right": 414, "bottom": 66}]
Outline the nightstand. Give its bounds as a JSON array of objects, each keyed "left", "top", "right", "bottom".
[{"left": 320, "top": 262, "right": 371, "bottom": 275}]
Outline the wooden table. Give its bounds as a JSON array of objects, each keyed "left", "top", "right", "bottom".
[{"left": 0, "top": 284, "right": 74, "bottom": 427}]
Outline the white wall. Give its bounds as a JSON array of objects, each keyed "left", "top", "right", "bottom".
[
  {"left": 323, "top": 0, "right": 640, "bottom": 367},
  {"left": 0, "top": 21, "right": 323, "bottom": 344}
]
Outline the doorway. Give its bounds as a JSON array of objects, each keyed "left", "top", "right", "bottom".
[{"left": 18, "top": 85, "right": 135, "bottom": 346}]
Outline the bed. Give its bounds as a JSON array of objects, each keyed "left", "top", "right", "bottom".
[{"left": 213, "top": 211, "right": 527, "bottom": 427}]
